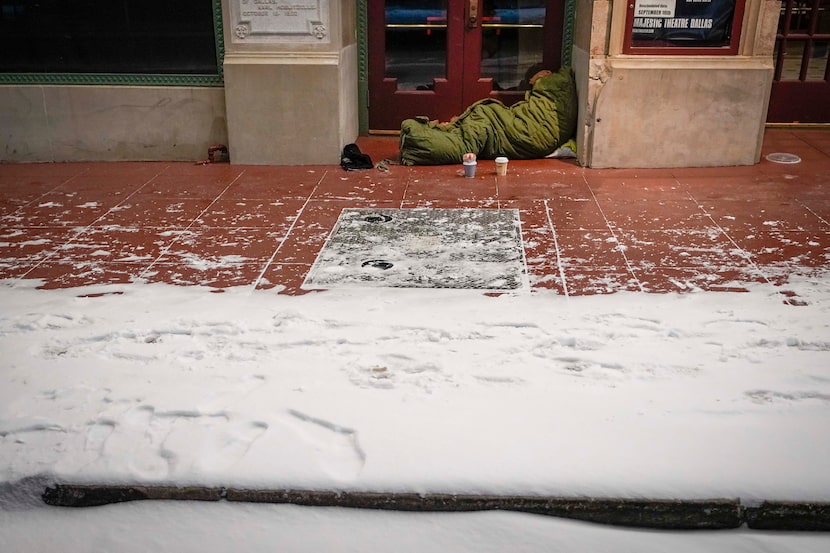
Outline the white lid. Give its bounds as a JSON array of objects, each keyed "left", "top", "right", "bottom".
[{"left": 495, "top": 156, "right": 509, "bottom": 163}]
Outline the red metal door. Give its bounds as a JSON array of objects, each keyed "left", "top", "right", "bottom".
[
  {"left": 768, "top": 0, "right": 830, "bottom": 123},
  {"left": 368, "top": 1, "right": 564, "bottom": 131}
]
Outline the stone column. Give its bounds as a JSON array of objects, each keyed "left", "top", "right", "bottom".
[
  {"left": 572, "top": 0, "right": 779, "bottom": 168},
  {"left": 221, "top": 0, "right": 358, "bottom": 165}
]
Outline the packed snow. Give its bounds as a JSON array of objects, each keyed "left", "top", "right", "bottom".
[{"left": 1, "top": 274, "right": 829, "bottom": 505}]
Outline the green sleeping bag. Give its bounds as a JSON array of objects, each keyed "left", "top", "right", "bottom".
[{"left": 399, "top": 66, "right": 578, "bottom": 166}]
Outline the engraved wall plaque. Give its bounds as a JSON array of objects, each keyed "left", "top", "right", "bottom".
[{"left": 232, "top": 0, "right": 330, "bottom": 43}]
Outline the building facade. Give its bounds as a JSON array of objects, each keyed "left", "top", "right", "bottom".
[{"left": 0, "top": 1, "right": 825, "bottom": 168}]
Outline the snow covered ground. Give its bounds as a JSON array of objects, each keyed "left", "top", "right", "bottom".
[
  {"left": 2, "top": 274, "right": 829, "bottom": 499},
  {"left": 2, "top": 501, "right": 830, "bottom": 553},
  {"left": 1, "top": 274, "right": 829, "bottom": 548}
]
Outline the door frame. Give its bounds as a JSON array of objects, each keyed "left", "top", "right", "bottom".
[{"left": 356, "top": 0, "right": 577, "bottom": 134}]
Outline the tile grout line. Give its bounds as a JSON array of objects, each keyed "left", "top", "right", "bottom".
[
  {"left": 250, "top": 170, "right": 328, "bottom": 292},
  {"left": 398, "top": 166, "right": 413, "bottom": 207},
  {"left": 796, "top": 199, "right": 830, "bottom": 227},
  {"left": 138, "top": 169, "right": 246, "bottom": 281},
  {"left": 543, "top": 199, "right": 569, "bottom": 298},
  {"left": 584, "top": 176, "right": 645, "bottom": 292}
]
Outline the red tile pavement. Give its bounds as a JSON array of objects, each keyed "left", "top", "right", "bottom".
[{"left": 1, "top": 129, "right": 828, "bottom": 295}]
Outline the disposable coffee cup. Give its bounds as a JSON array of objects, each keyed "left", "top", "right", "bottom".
[
  {"left": 463, "top": 160, "right": 477, "bottom": 178},
  {"left": 495, "top": 156, "right": 509, "bottom": 176}
]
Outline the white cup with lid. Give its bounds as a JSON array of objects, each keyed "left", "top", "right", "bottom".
[{"left": 495, "top": 156, "right": 509, "bottom": 176}]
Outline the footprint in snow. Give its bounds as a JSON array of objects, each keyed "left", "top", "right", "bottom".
[
  {"left": 555, "top": 356, "right": 627, "bottom": 380},
  {"left": 745, "top": 390, "right": 830, "bottom": 405},
  {"left": 473, "top": 375, "right": 525, "bottom": 385},
  {"left": 79, "top": 405, "right": 271, "bottom": 478},
  {"left": 77, "top": 405, "right": 170, "bottom": 479},
  {"left": 281, "top": 409, "right": 366, "bottom": 481},
  {"left": 346, "top": 354, "right": 448, "bottom": 392},
  {"left": 184, "top": 418, "right": 269, "bottom": 474}
]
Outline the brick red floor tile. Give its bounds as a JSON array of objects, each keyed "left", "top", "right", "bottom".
[
  {"left": 496, "top": 200, "right": 558, "bottom": 265},
  {"left": 563, "top": 267, "right": 642, "bottom": 295},
  {"left": 0, "top": 227, "right": 79, "bottom": 262},
  {"left": 400, "top": 198, "right": 501, "bottom": 209},
  {"left": 313, "top": 170, "right": 409, "bottom": 202},
  {"left": 728, "top": 230, "right": 830, "bottom": 269},
  {"left": 54, "top": 174, "right": 157, "bottom": 195},
  {"left": 58, "top": 227, "right": 180, "bottom": 263},
  {"left": 681, "top": 176, "right": 797, "bottom": 202},
  {"left": 153, "top": 162, "right": 243, "bottom": 178},
  {"left": 255, "top": 262, "right": 315, "bottom": 295},
  {"left": 801, "top": 200, "right": 830, "bottom": 223},
  {"left": 0, "top": 262, "right": 39, "bottom": 280},
  {"left": 497, "top": 170, "right": 591, "bottom": 202},
  {"left": 521, "top": 232, "right": 559, "bottom": 266},
  {"left": 547, "top": 199, "right": 609, "bottom": 230},
  {"left": 555, "top": 230, "right": 630, "bottom": 267},
  {"left": 634, "top": 267, "right": 764, "bottom": 293},
  {"left": 142, "top": 261, "right": 265, "bottom": 289},
  {"left": 156, "top": 228, "right": 286, "bottom": 265},
  {"left": 587, "top": 177, "right": 691, "bottom": 201},
  {"left": 526, "top": 263, "right": 567, "bottom": 294},
  {"left": 616, "top": 229, "right": 749, "bottom": 269},
  {"left": 701, "top": 200, "right": 827, "bottom": 232},
  {"left": 586, "top": 168, "right": 678, "bottom": 179},
  {"left": 0, "top": 175, "right": 66, "bottom": 196},
  {"left": 668, "top": 164, "right": 763, "bottom": 178},
  {"left": 25, "top": 261, "right": 148, "bottom": 289},
  {"left": 222, "top": 167, "right": 326, "bottom": 200},
  {"left": 789, "top": 178, "right": 830, "bottom": 202},
  {"left": 96, "top": 197, "right": 215, "bottom": 228},
  {"left": 0, "top": 163, "right": 86, "bottom": 178},
  {"left": 194, "top": 198, "right": 305, "bottom": 228},
  {"left": 598, "top": 200, "right": 714, "bottom": 231},
  {"left": 79, "top": 162, "right": 170, "bottom": 178},
  {"left": 354, "top": 136, "right": 401, "bottom": 162},
  {"left": 761, "top": 133, "right": 829, "bottom": 164},
  {"left": 271, "top": 202, "right": 347, "bottom": 264},
  {"left": 404, "top": 172, "right": 497, "bottom": 202},
  {"left": 2, "top": 191, "right": 114, "bottom": 227},
  {"left": 131, "top": 174, "right": 240, "bottom": 199}
]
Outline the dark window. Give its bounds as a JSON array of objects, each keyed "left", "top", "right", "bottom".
[{"left": 0, "top": 1, "right": 217, "bottom": 74}]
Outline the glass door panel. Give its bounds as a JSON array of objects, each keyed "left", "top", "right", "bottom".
[
  {"left": 385, "top": 1, "right": 448, "bottom": 90},
  {"left": 480, "top": 1, "right": 547, "bottom": 90}
]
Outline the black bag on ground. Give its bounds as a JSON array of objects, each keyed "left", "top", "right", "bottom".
[{"left": 340, "top": 143, "right": 374, "bottom": 171}]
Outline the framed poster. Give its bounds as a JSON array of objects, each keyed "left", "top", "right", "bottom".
[{"left": 624, "top": 0, "right": 745, "bottom": 54}]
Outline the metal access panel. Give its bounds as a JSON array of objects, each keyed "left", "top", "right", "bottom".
[{"left": 303, "top": 208, "right": 527, "bottom": 290}]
